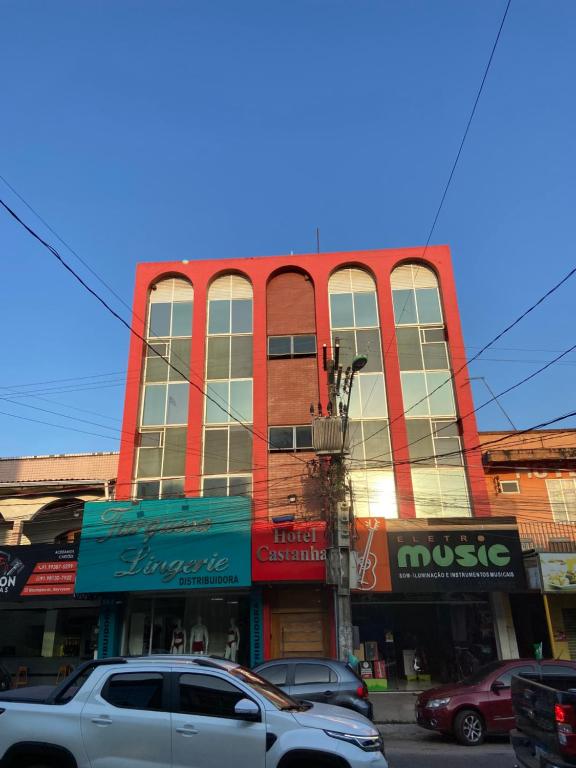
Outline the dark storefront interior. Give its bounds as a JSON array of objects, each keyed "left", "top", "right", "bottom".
[{"left": 353, "top": 593, "right": 497, "bottom": 690}]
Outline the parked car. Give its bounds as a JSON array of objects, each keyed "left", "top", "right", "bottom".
[
  {"left": 0, "top": 665, "right": 9, "bottom": 692},
  {"left": 0, "top": 655, "right": 386, "bottom": 768},
  {"left": 510, "top": 669, "right": 576, "bottom": 768},
  {"left": 254, "top": 657, "right": 373, "bottom": 721},
  {"left": 416, "top": 658, "right": 576, "bottom": 746}
]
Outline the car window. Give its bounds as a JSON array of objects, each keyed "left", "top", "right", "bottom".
[
  {"left": 102, "top": 673, "right": 164, "bottom": 710},
  {"left": 294, "top": 664, "right": 336, "bottom": 685},
  {"left": 496, "top": 665, "right": 536, "bottom": 687},
  {"left": 541, "top": 665, "right": 576, "bottom": 676},
  {"left": 258, "top": 665, "right": 289, "bottom": 686},
  {"left": 178, "top": 673, "right": 253, "bottom": 719}
]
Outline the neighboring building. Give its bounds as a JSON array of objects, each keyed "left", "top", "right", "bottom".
[
  {"left": 481, "top": 429, "right": 576, "bottom": 660},
  {"left": 75, "top": 247, "right": 526, "bottom": 690},
  {"left": 0, "top": 452, "right": 117, "bottom": 684}
]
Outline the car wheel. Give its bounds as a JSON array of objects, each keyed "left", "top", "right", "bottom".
[{"left": 454, "top": 709, "right": 485, "bottom": 746}]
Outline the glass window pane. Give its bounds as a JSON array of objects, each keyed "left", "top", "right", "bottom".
[
  {"left": 178, "top": 673, "right": 245, "bottom": 718},
  {"left": 163, "top": 427, "right": 187, "bottom": 476},
  {"left": 139, "top": 431, "right": 162, "bottom": 447},
  {"left": 229, "top": 476, "right": 252, "bottom": 497},
  {"left": 229, "top": 427, "right": 252, "bottom": 473},
  {"left": 295, "top": 426, "right": 313, "bottom": 449},
  {"left": 162, "top": 478, "right": 185, "bottom": 498},
  {"left": 433, "top": 419, "right": 460, "bottom": 437},
  {"left": 416, "top": 288, "right": 443, "bottom": 324},
  {"left": 258, "top": 665, "right": 288, "bottom": 686},
  {"left": 145, "top": 356, "right": 169, "bottom": 383},
  {"left": 231, "top": 336, "right": 253, "bottom": 378},
  {"left": 346, "top": 380, "right": 361, "bottom": 419},
  {"left": 268, "top": 336, "right": 291, "bottom": 357},
  {"left": 205, "top": 382, "right": 230, "bottom": 424},
  {"left": 230, "top": 380, "right": 253, "bottom": 423},
  {"left": 400, "top": 372, "right": 429, "bottom": 416},
  {"left": 294, "top": 664, "right": 331, "bottom": 685},
  {"left": 203, "top": 477, "right": 227, "bottom": 497},
  {"left": 136, "top": 448, "right": 163, "bottom": 478},
  {"left": 166, "top": 383, "right": 189, "bottom": 424},
  {"left": 423, "top": 328, "right": 446, "bottom": 343},
  {"left": 426, "top": 372, "right": 456, "bottom": 416},
  {"left": 353, "top": 292, "right": 378, "bottom": 327},
  {"left": 393, "top": 289, "right": 417, "bottom": 325},
  {"left": 231, "top": 299, "right": 252, "bottom": 333},
  {"left": 170, "top": 338, "right": 191, "bottom": 381},
  {"left": 359, "top": 373, "right": 387, "bottom": 418},
  {"left": 406, "top": 419, "right": 434, "bottom": 464},
  {"left": 439, "top": 470, "right": 470, "bottom": 512},
  {"left": 149, "top": 303, "right": 171, "bottom": 337},
  {"left": 411, "top": 469, "right": 442, "bottom": 517},
  {"left": 172, "top": 301, "right": 193, "bottom": 337},
  {"left": 293, "top": 335, "right": 317, "bottom": 355},
  {"left": 330, "top": 293, "right": 354, "bottom": 328},
  {"left": 207, "top": 337, "right": 230, "bottom": 380},
  {"left": 363, "top": 420, "right": 391, "bottom": 463},
  {"left": 434, "top": 436, "right": 462, "bottom": 466},
  {"left": 333, "top": 331, "right": 355, "bottom": 371},
  {"left": 203, "top": 429, "right": 228, "bottom": 475},
  {"left": 269, "top": 427, "right": 294, "bottom": 450},
  {"left": 355, "top": 329, "right": 382, "bottom": 372},
  {"left": 422, "top": 342, "right": 449, "bottom": 370},
  {"left": 103, "top": 673, "right": 164, "bottom": 710},
  {"left": 142, "top": 385, "right": 167, "bottom": 426},
  {"left": 208, "top": 300, "right": 230, "bottom": 334},
  {"left": 347, "top": 421, "right": 363, "bottom": 463},
  {"left": 136, "top": 480, "right": 161, "bottom": 500},
  {"left": 146, "top": 342, "right": 168, "bottom": 358},
  {"left": 396, "top": 328, "right": 423, "bottom": 371}
]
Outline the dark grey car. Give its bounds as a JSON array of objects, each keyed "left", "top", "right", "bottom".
[{"left": 254, "top": 657, "right": 373, "bottom": 720}]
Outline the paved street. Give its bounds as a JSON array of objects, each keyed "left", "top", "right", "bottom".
[{"left": 381, "top": 725, "right": 514, "bottom": 768}]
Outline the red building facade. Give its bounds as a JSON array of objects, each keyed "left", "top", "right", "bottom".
[{"left": 112, "top": 247, "right": 521, "bottom": 684}]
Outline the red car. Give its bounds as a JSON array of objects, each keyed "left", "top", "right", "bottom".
[{"left": 416, "top": 659, "right": 576, "bottom": 746}]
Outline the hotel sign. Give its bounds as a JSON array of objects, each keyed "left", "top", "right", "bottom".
[
  {"left": 76, "top": 497, "right": 251, "bottom": 593},
  {"left": 252, "top": 522, "right": 327, "bottom": 582}
]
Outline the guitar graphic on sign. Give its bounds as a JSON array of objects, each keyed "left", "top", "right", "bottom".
[{"left": 357, "top": 520, "right": 380, "bottom": 590}]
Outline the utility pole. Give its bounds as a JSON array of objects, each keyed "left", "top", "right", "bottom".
[{"left": 313, "top": 339, "right": 367, "bottom": 661}]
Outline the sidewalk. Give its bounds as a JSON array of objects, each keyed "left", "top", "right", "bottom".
[{"left": 371, "top": 691, "right": 419, "bottom": 724}]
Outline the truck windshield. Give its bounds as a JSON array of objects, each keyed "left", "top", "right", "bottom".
[{"left": 228, "top": 667, "right": 307, "bottom": 711}]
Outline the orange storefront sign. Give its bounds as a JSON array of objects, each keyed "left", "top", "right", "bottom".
[{"left": 354, "top": 518, "right": 392, "bottom": 592}]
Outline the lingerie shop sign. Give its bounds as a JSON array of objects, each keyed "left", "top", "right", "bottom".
[
  {"left": 76, "top": 497, "right": 251, "bottom": 593},
  {"left": 252, "top": 522, "right": 327, "bottom": 582}
]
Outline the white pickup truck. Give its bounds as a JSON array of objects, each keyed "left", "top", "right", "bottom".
[{"left": 0, "top": 655, "right": 387, "bottom": 768}]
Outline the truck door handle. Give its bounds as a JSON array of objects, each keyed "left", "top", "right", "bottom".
[
  {"left": 91, "top": 716, "right": 112, "bottom": 726},
  {"left": 176, "top": 724, "right": 199, "bottom": 736},
  {"left": 324, "top": 690, "right": 334, "bottom": 696}
]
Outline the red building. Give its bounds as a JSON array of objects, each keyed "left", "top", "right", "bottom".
[{"left": 112, "top": 247, "right": 523, "bottom": 688}]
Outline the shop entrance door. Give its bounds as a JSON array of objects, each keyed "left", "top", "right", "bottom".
[{"left": 269, "top": 587, "right": 331, "bottom": 658}]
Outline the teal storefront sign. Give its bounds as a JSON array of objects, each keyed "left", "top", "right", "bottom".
[{"left": 76, "top": 497, "right": 251, "bottom": 593}]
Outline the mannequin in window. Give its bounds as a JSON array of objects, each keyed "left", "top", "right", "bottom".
[
  {"left": 190, "top": 616, "right": 209, "bottom": 654},
  {"left": 170, "top": 620, "right": 187, "bottom": 655},
  {"left": 224, "top": 617, "right": 240, "bottom": 662}
]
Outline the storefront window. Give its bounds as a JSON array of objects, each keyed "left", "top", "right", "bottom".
[
  {"left": 124, "top": 592, "right": 250, "bottom": 666},
  {"left": 352, "top": 594, "right": 496, "bottom": 690}
]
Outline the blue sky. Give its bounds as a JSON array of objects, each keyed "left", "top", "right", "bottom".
[{"left": 0, "top": 0, "right": 574, "bottom": 456}]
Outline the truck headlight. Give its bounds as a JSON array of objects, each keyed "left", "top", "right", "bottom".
[
  {"left": 324, "top": 729, "right": 383, "bottom": 752},
  {"left": 427, "top": 698, "right": 451, "bottom": 709}
]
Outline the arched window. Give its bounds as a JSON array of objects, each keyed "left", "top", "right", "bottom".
[
  {"left": 23, "top": 498, "right": 84, "bottom": 545},
  {"left": 391, "top": 263, "right": 470, "bottom": 517},
  {"left": 203, "top": 275, "right": 253, "bottom": 498},
  {"left": 329, "top": 268, "right": 396, "bottom": 518},
  {"left": 135, "top": 276, "right": 193, "bottom": 500}
]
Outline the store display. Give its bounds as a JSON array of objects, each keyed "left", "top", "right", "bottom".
[
  {"left": 353, "top": 644, "right": 365, "bottom": 661},
  {"left": 224, "top": 618, "right": 240, "bottom": 661},
  {"left": 360, "top": 661, "right": 373, "bottom": 679},
  {"left": 170, "top": 620, "right": 187, "bottom": 655},
  {"left": 365, "top": 641, "right": 379, "bottom": 661},
  {"left": 190, "top": 616, "right": 209, "bottom": 654},
  {"left": 373, "top": 660, "right": 386, "bottom": 679}
]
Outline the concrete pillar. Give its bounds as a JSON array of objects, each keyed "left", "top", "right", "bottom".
[
  {"left": 491, "top": 592, "right": 519, "bottom": 660},
  {"left": 8, "top": 520, "right": 24, "bottom": 545},
  {"left": 41, "top": 609, "right": 59, "bottom": 658}
]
